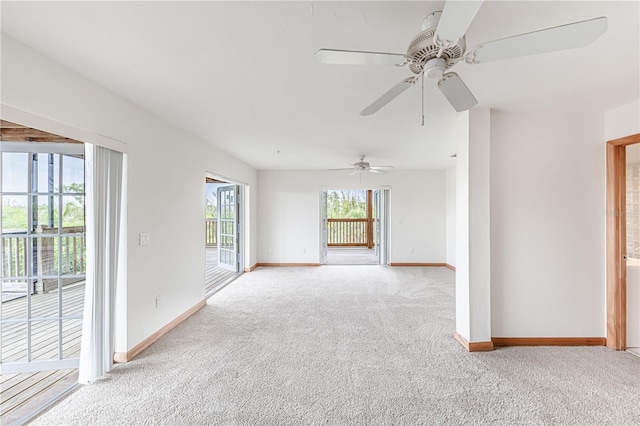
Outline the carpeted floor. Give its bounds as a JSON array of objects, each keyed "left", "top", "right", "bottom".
[{"left": 31, "top": 266, "right": 640, "bottom": 425}]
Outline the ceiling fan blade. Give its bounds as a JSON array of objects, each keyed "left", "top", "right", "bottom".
[
  {"left": 435, "top": 0, "right": 484, "bottom": 43},
  {"left": 370, "top": 166, "right": 393, "bottom": 170},
  {"left": 437, "top": 72, "right": 478, "bottom": 112},
  {"left": 314, "top": 49, "right": 406, "bottom": 66},
  {"left": 360, "top": 77, "right": 417, "bottom": 116},
  {"left": 349, "top": 170, "right": 360, "bottom": 176},
  {"left": 368, "top": 169, "right": 385, "bottom": 174},
  {"left": 465, "top": 16, "right": 607, "bottom": 64},
  {"left": 328, "top": 168, "right": 354, "bottom": 171}
]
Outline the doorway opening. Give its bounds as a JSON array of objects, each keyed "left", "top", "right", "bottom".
[
  {"left": 606, "top": 133, "right": 640, "bottom": 354},
  {"left": 205, "top": 176, "right": 243, "bottom": 296},
  {"left": 1, "top": 122, "right": 86, "bottom": 423},
  {"left": 320, "top": 189, "right": 389, "bottom": 265}
]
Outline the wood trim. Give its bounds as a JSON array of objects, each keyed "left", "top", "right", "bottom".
[
  {"left": 245, "top": 263, "right": 258, "bottom": 272},
  {"left": 492, "top": 337, "right": 606, "bottom": 347},
  {"left": 256, "top": 263, "right": 321, "bottom": 267},
  {"left": 607, "top": 133, "right": 640, "bottom": 146},
  {"left": 113, "top": 299, "right": 206, "bottom": 363},
  {"left": 445, "top": 264, "right": 456, "bottom": 271},
  {"left": 606, "top": 142, "right": 627, "bottom": 350},
  {"left": 454, "top": 332, "right": 494, "bottom": 352},
  {"left": 390, "top": 263, "right": 447, "bottom": 267}
]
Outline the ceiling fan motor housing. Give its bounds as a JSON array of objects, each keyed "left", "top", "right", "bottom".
[{"left": 408, "top": 11, "right": 466, "bottom": 76}]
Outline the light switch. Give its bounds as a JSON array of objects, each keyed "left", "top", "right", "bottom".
[{"left": 139, "top": 233, "right": 150, "bottom": 245}]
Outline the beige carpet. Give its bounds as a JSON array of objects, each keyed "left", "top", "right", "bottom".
[{"left": 31, "top": 266, "right": 640, "bottom": 425}]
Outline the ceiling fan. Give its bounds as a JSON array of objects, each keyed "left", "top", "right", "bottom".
[
  {"left": 330, "top": 155, "right": 393, "bottom": 175},
  {"left": 314, "top": 0, "right": 607, "bottom": 116}
]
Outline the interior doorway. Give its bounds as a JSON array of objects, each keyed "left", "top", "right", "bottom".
[
  {"left": 320, "top": 189, "right": 389, "bottom": 265},
  {"left": 205, "top": 176, "right": 243, "bottom": 295},
  {"left": 606, "top": 133, "right": 640, "bottom": 354}
]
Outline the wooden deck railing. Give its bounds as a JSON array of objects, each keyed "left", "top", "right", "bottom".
[
  {"left": 1, "top": 227, "right": 86, "bottom": 294},
  {"left": 206, "top": 219, "right": 218, "bottom": 246},
  {"left": 328, "top": 218, "right": 372, "bottom": 247}
]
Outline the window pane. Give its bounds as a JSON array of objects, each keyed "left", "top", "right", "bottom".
[
  {"left": 33, "top": 195, "right": 59, "bottom": 233},
  {"left": 31, "top": 278, "right": 59, "bottom": 320},
  {"left": 1, "top": 152, "right": 28, "bottom": 193},
  {"left": 1, "top": 321, "right": 28, "bottom": 362},
  {"left": 61, "top": 235, "right": 86, "bottom": 275},
  {"left": 61, "top": 319, "right": 82, "bottom": 359},
  {"left": 31, "top": 236, "right": 58, "bottom": 277},
  {"left": 62, "top": 195, "right": 84, "bottom": 229},
  {"left": 1, "top": 236, "right": 28, "bottom": 278},
  {"left": 62, "top": 155, "right": 84, "bottom": 193},
  {"left": 2, "top": 195, "right": 28, "bottom": 233},
  {"left": 61, "top": 278, "right": 84, "bottom": 317},
  {"left": 34, "top": 153, "right": 59, "bottom": 193},
  {"left": 1, "top": 279, "right": 28, "bottom": 320},
  {"left": 31, "top": 320, "right": 60, "bottom": 361}
]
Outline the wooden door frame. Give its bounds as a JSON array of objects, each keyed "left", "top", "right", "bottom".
[{"left": 606, "top": 133, "right": 640, "bottom": 349}]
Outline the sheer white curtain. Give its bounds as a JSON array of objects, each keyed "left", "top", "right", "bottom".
[{"left": 79, "top": 144, "right": 124, "bottom": 384}]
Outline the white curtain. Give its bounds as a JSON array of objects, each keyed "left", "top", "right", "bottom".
[{"left": 79, "top": 144, "right": 124, "bottom": 384}]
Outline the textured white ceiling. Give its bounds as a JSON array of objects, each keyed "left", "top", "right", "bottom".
[{"left": 1, "top": 1, "right": 638, "bottom": 170}]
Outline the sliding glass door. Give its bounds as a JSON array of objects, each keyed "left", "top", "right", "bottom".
[{"left": 1, "top": 143, "right": 86, "bottom": 373}]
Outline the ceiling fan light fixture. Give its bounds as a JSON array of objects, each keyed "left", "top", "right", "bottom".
[{"left": 424, "top": 57, "right": 447, "bottom": 79}]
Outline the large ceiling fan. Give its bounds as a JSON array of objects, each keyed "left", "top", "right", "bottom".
[
  {"left": 314, "top": 1, "right": 607, "bottom": 116},
  {"left": 330, "top": 155, "right": 393, "bottom": 175}
]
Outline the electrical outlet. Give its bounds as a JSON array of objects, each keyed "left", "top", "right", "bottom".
[
  {"left": 155, "top": 295, "right": 161, "bottom": 309},
  {"left": 303, "top": 248, "right": 306, "bottom": 254},
  {"left": 268, "top": 248, "right": 273, "bottom": 254}
]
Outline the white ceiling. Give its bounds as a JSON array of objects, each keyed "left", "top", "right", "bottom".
[{"left": 1, "top": 1, "right": 638, "bottom": 171}]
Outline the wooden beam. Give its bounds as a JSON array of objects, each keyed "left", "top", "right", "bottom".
[{"left": 0, "top": 120, "right": 82, "bottom": 144}]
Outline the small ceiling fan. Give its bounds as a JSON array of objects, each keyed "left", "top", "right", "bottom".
[
  {"left": 314, "top": 0, "right": 607, "bottom": 116},
  {"left": 330, "top": 155, "right": 393, "bottom": 175}
]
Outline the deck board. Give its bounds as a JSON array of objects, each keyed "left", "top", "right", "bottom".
[
  {"left": 205, "top": 247, "right": 238, "bottom": 294},
  {"left": 1, "top": 284, "right": 84, "bottom": 424}
]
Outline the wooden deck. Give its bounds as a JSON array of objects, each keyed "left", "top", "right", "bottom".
[
  {"left": 325, "top": 247, "right": 379, "bottom": 265},
  {"left": 1, "top": 283, "right": 84, "bottom": 424},
  {"left": 205, "top": 247, "right": 238, "bottom": 295}
]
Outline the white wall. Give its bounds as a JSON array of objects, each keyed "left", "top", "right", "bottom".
[
  {"left": 490, "top": 110, "right": 605, "bottom": 337},
  {"left": 604, "top": 101, "right": 640, "bottom": 141},
  {"left": 445, "top": 167, "right": 456, "bottom": 267},
  {"left": 1, "top": 36, "right": 259, "bottom": 352},
  {"left": 257, "top": 170, "right": 446, "bottom": 264}
]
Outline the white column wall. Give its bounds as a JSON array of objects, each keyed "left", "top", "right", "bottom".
[
  {"left": 455, "top": 109, "right": 492, "bottom": 344},
  {"left": 445, "top": 167, "right": 456, "bottom": 267},
  {"left": 257, "top": 170, "right": 446, "bottom": 264},
  {"left": 491, "top": 110, "right": 605, "bottom": 337},
  {"left": 1, "top": 35, "right": 258, "bottom": 352}
]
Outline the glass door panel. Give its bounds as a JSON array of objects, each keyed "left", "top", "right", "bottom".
[
  {"left": 1, "top": 148, "right": 86, "bottom": 373},
  {"left": 217, "top": 185, "right": 237, "bottom": 272}
]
